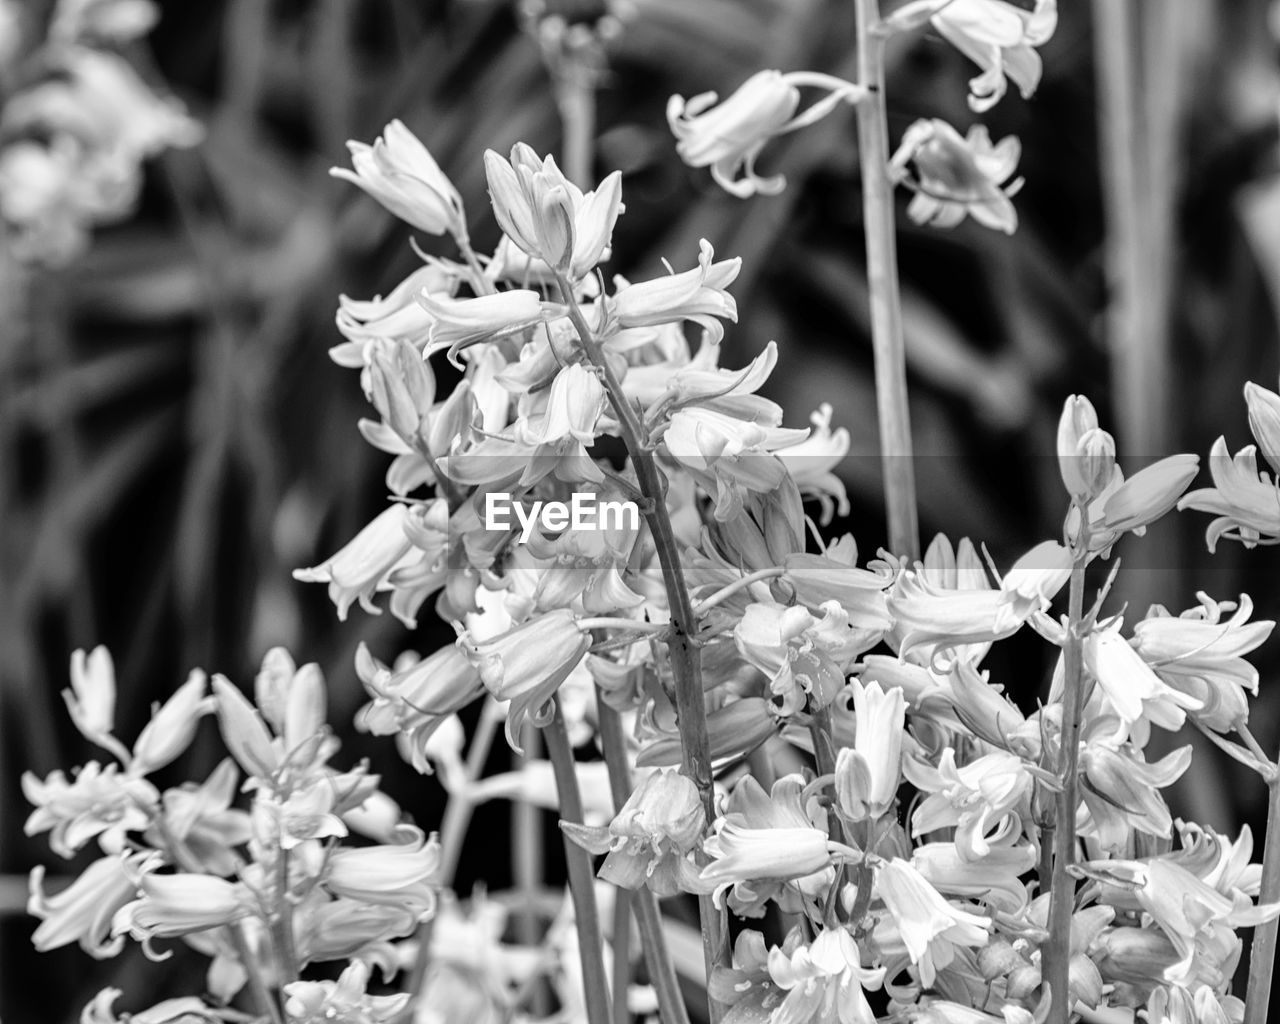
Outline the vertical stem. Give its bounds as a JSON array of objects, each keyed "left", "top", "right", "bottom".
[
  {"left": 544, "top": 696, "right": 613, "bottom": 1024},
  {"left": 273, "top": 848, "right": 299, "bottom": 985},
  {"left": 611, "top": 889, "right": 633, "bottom": 1024},
  {"left": 1245, "top": 758, "right": 1280, "bottom": 1024},
  {"left": 513, "top": 723, "right": 548, "bottom": 1013},
  {"left": 853, "top": 0, "right": 919, "bottom": 563},
  {"left": 556, "top": 61, "right": 597, "bottom": 187},
  {"left": 597, "top": 693, "right": 694, "bottom": 1024},
  {"left": 1091, "top": 0, "right": 1160, "bottom": 458},
  {"left": 555, "top": 274, "right": 727, "bottom": 1018},
  {"left": 230, "top": 924, "right": 285, "bottom": 1024},
  {"left": 1046, "top": 549, "right": 1088, "bottom": 1024}
]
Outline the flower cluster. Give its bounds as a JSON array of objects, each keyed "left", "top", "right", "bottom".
[
  {"left": 27, "top": 646, "right": 441, "bottom": 1023},
  {"left": 0, "top": 0, "right": 200, "bottom": 263}
]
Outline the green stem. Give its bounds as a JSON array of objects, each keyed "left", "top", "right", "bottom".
[
  {"left": 1244, "top": 752, "right": 1280, "bottom": 1024},
  {"left": 554, "top": 270, "right": 726, "bottom": 1018},
  {"left": 544, "top": 696, "right": 613, "bottom": 1024},
  {"left": 853, "top": 0, "right": 919, "bottom": 563},
  {"left": 1046, "top": 547, "right": 1088, "bottom": 1024},
  {"left": 597, "top": 692, "right": 693, "bottom": 1024}
]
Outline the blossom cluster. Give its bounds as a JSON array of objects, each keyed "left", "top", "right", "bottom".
[
  {"left": 0, "top": 0, "right": 200, "bottom": 264},
  {"left": 22, "top": 2, "right": 1280, "bottom": 1023}
]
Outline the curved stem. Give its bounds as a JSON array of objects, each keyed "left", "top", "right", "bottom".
[
  {"left": 596, "top": 692, "right": 693, "bottom": 1024},
  {"left": 553, "top": 271, "right": 726, "bottom": 1019},
  {"left": 544, "top": 696, "right": 613, "bottom": 1024},
  {"left": 691, "top": 567, "right": 787, "bottom": 615},
  {"left": 1046, "top": 544, "right": 1088, "bottom": 1024},
  {"left": 853, "top": 0, "right": 919, "bottom": 562}
]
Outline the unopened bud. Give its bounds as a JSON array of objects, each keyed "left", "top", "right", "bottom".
[
  {"left": 1245, "top": 381, "right": 1280, "bottom": 475},
  {"left": 1057, "top": 395, "right": 1100, "bottom": 498}
]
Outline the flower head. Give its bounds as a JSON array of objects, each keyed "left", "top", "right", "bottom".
[
  {"left": 889, "top": 120, "right": 1023, "bottom": 234},
  {"left": 331, "top": 119, "right": 465, "bottom": 238}
]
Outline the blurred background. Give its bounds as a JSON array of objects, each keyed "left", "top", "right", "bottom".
[{"left": 5, "top": 0, "right": 1280, "bottom": 1019}]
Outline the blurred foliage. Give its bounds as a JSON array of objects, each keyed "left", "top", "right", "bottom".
[{"left": 5, "top": 0, "right": 1280, "bottom": 1019}]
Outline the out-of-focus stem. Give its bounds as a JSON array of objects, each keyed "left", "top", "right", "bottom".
[
  {"left": 544, "top": 697, "right": 613, "bottom": 1024},
  {"left": 1245, "top": 751, "right": 1280, "bottom": 1024},
  {"left": 1092, "top": 0, "right": 1163, "bottom": 458},
  {"left": 853, "top": 0, "right": 919, "bottom": 563},
  {"left": 597, "top": 693, "right": 693, "bottom": 1024},
  {"left": 231, "top": 923, "right": 284, "bottom": 1024},
  {"left": 554, "top": 270, "right": 726, "bottom": 1020},
  {"left": 273, "top": 848, "right": 298, "bottom": 985},
  {"left": 611, "top": 888, "right": 633, "bottom": 1024},
  {"left": 403, "top": 701, "right": 502, "bottom": 1016},
  {"left": 1046, "top": 544, "right": 1088, "bottom": 1024}
]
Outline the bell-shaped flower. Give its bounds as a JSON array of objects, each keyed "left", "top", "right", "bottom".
[
  {"left": 331, "top": 119, "right": 465, "bottom": 238},
  {"left": 23, "top": 762, "right": 157, "bottom": 858},
  {"left": 1079, "top": 743, "right": 1190, "bottom": 852},
  {"left": 874, "top": 857, "right": 992, "bottom": 987},
  {"left": 1131, "top": 593, "right": 1273, "bottom": 732},
  {"left": 293, "top": 503, "right": 417, "bottom": 621},
  {"left": 777, "top": 403, "right": 852, "bottom": 522},
  {"left": 889, "top": 540, "right": 1069, "bottom": 667},
  {"left": 29, "top": 851, "right": 149, "bottom": 957},
  {"left": 637, "top": 697, "right": 779, "bottom": 769},
  {"left": 158, "top": 758, "right": 252, "bottom": 876},
  {"left": 285, "top": 959, "right": 409, "bottom": 1024},
  {"left": 1057, "top": 395, "right": 1102, "bottom": 498},
  {"left": 1084, "top": 625, "right": 1203, "bottom": 745},
  {"left": 911, "top": 841, "right": 1035, "bottom": 914},
  {"left": 699, "top": 774, "right": 855, "bottom": 906},
  {"left": 765, "top": 926, "right": 885, "bottom": 1024},
  {"left": 333, "top": 263, "right": 456, "bottom": 365},
  {"left": 667, "top": 70, "right": 863, "bottom": 198},
  {"left": 355, "top": 642, "right": 485, "bottom": 773},
  {"left": 131, "top": 670, "right": 212, "bottom": 775},
  {"left": 606, "top": 239, "right": 741, "bottom": 344},
  {"left": 512, "top": 362, "right": 606, "bottom": 448},
  {"left": 735, "top": 601, "right": 869, "bottom": 715},
  {"left": 324, "top": 828, "right": 441, "bottom": 915},
  {"left": 945, "top": 658, "right": 1040, "bottom": 758},
  {"left": 889, "top": 120, "right": 1023, "bottom": 234},
  {"left": 561, "top": 769, "right": 705, "bottom": 896},
  {"left": 418, "top": 289, "right": 545, "bottom": 360},
  {"left": 906, "top": 748, "right": 1031, "bottom": 860},
  {"left": 1145, "top": 986, "right": 1240, "bottom": 1024},
  {"left": 64, "top": 646, "right": 118, "bottom": 750},
  {"left": 1092, "top": 454, "right": 1199, "bottom": 546},
  {"left": 113, "top": 869, "right": 254, "bottom": 944},
  {"left": 459, "top": 609, "right": 590, "bottom": 750},
  {"left": 835, "top": 680, "right": 906, "bottom": 822},
  {"left": 484, "top": 144, "right": 623, "bottom": 279},
  {"left": 780, "top": 544, "right": 895, "bottom": 630},
  {"left": 1178, "top": 436, "right": 1280, "bottom": 550},
  {"left": 885, "top": 0, "right": 1058, "bottom": 112},
  {"left": 80, "top": 990, "right": 220, "bottom": 1024}
]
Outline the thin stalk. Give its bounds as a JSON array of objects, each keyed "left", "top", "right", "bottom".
[
  {"left": 273, "top": 848, "right": 298, "bottom": 985},
  {"left": 555, "top": 270, "right": 727, "bottom": 1018},
  {"left": 230, "top": 923, "right": 284, "bottom": 1024},
  {"left": 597, "top": 692, "right": 693, "bottom": 1024},
  {"left": 1244, "top": 750, "right": 1280, "bottom": 1024},
  {"left": 544, "top": 696, "right": 613, "bottom": 1024},
  {"left": 853, "top": 0, "right": 919, "bottom": 562},
  {"left": 611, "top": 889, "right": 633, "bottom": 1024},
  {"left": 514, "top": 722, "right": 547, "bottom": 1015},
  {"left": 403, "top": 701, "right": 502, "bottom": 1016},
  {"left": 1046, "top": 547, "right": 1088, "bottom": 1024}
]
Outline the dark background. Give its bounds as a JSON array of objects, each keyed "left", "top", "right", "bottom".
[{"left": 4, "top": 0, "right": 1280, "bottom": 1019}]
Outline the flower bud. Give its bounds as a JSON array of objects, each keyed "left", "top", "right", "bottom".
[
  {"left": 835, "top": 681, "right": 905, "bottom": 822},
  {"left": 211, "top": 676, "right": 279, "bottom": 779},
  {"left": 131, "top": 670, "right": 211, "bottom": 775},
  {"left": 1057, "top": 395, "right": 1100, "bottom": 498},
  {"left": 1099, "top": 453, "right": 1199, "bottom": 536},
  {"left": 64, "top": 646, "right": 117, "bottom": 746},
  {"left": 1075, "top": 427, "right": 1117, "bottom": 498},
  {"left": 1245, "top": 381, "right": 1280, "bottom": 475},
  {"left": 330, "top": 120, "right": 465, "bottom": 238},
  {"left": 977, "top": 937, "right": 1024, "bottom": 980}
]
